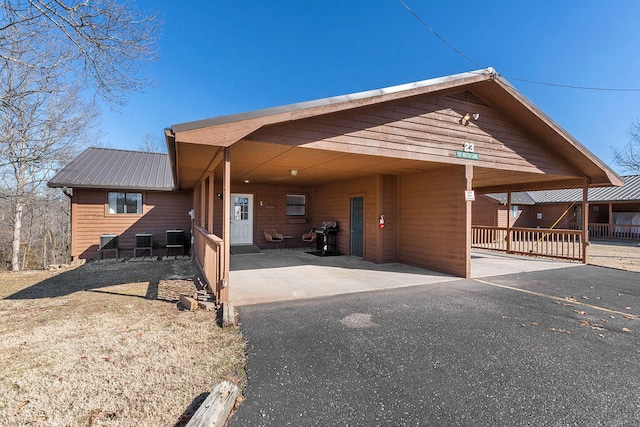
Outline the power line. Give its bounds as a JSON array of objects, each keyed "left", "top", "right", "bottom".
[{"left": 398, "top": 0, "right": 640, "bottom": 92}]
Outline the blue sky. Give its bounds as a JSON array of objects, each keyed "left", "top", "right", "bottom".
[{"left": 100, "top": 1, "right": 640, "bottom": 174}]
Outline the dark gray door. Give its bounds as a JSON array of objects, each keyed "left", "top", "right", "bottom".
[{"left": 350, "top": 197, "right": 364, "bottom": 257}]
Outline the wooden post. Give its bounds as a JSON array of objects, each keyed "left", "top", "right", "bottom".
[
  {"left": 506, "top": 189, "right": 512, "bottom": 254},
  {"left": 208, "top": 171, "right": 214, "bottom": 234},
  {"left": 376, "top": 174, "right": 384, "bottom": 264},
  {"left": 220, "top": 147, "right": 231, "bottom": 304},
  {"left": 200, "top": 180, "right": 206, "bottom": 229},
  {"left": 464, "top": 165, "right": 473, "bottom": 279},
  {"left": 608, "top": 202, "right": 613, "bottom": 239},
  {"left": 582, "top": 180, "right": 589, "bottom": 264}
]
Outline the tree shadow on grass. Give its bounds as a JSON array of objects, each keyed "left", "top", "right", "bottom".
[{"left": 3, "top": 259, "right": 197, "bottom": 301}]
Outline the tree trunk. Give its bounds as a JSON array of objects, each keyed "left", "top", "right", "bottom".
[{"left": 11, "top": 197, "right": 23, "bottom": 271}]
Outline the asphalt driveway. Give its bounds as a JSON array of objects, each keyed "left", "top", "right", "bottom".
[{"left": 230, "top": 265, "right": 640, "bottom": 426}]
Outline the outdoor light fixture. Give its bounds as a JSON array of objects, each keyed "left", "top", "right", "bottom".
[
  {"left": 290, "top": 170, "right": 298, "bottom": 176},
  {"left": 460, "top": 112, "right": 480, "bottom": 126},
  {"left": 244, "top": 179, "right": 250, "bottom": 184}
]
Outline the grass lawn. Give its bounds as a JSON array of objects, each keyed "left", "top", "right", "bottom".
[{"left": 0, "top": 259, "right": 245, "bottom": 426}]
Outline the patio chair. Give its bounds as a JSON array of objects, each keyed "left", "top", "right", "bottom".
[
  {"left": 264, "top": 229, "right": 284, "bottom": 249},
  {"left": 301, "top": 229, "right": 317, "bottom": 250}
]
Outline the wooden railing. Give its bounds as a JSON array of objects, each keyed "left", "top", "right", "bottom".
[
  {"left": 472, "top": 226, "right": 584, "bottom": 261},
  {"left": 193, "top": 225, "right": 224, "bottom": 301},
  {"left": 568, "top": 223, "right": 640, "bottom": 240}
]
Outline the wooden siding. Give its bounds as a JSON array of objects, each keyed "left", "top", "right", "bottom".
[
  {"left": 311, "top": 176, "right": 379, "bottom": 260},
  {"left": 472, "top": 195, "right": 500, "bottom": 226},
  {"left": 210, "top": 183, "right": 313, "bottom": 248},
  {"left": 398, "top": 165, "right": 469, "bottom": 277},
  {"left": 247, "top": 91, "right": 581, "bottom": 179},
  {"left": 71, "top": 189, "right": 192, "bottom": 259}
]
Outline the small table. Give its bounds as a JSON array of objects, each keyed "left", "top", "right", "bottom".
[{"left": 282, "top": 235, "right": 293, "bottom": 248}]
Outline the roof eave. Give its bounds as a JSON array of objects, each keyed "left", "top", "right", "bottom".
[{"left": 171, "top": 68, "right": 497, "bottom": 146}]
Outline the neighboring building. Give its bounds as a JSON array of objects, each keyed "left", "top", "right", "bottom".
[
  {"left": 475, "top": 175, "right": 640, "bottom": 239},
  {"left": 48, "top": 148, "right": 192, "bottom": 260}
]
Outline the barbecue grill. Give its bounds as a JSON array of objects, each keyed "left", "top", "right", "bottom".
[{"left": 314, "top": 221, "right": 339, "bottom": 255}]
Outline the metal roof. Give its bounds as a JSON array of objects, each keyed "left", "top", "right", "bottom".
[
  {"left": 47, "top": 147, "right": 175, "bottom": 191},
  {"left": 486, "top": 175, "right": 640, "bottom": 204},
  {"left": 171, "top": 68, "right": 497, "bottom": 133},
  {"left": 484, "top": 192, "right": 536, "bottom": 205}
]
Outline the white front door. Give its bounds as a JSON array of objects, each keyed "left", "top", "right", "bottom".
[{"left": 230, "top": 194, "right": 253, "bottom": 245}]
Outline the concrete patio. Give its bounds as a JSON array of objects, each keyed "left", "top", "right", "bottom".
[{"left": 229, "top": 248, "right": 581, "bottom": 306}]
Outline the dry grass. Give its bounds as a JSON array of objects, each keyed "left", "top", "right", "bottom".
[
  {"left": 589, "top": 240, "right": 640, "bottom": 272},
  {"left": 0, "top": 259, "right": 246, "bottom": 426}
]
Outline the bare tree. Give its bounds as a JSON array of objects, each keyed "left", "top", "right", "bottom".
[
  {"left": 1, "top": 0, "right": 160, "bottom": 106},
  {"left": 0, "top": 1, "right": 159, "bottom": 270},
  {"left": 1, "top": 38, "right": 97, "bottom": 270},
  {"left": 138, "top": 132, "right": 167, "bottom": 153},
  {"left": 612, "top": 120, "right": 640, "bottom": 174}
]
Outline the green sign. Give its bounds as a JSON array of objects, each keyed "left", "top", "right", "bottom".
[{"left": 456, "top": 150, "right": 480, "bottom": 160}]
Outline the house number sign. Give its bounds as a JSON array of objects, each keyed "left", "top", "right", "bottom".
[{"left": 455, "top": 142, "right": 480, "bottom": 160}]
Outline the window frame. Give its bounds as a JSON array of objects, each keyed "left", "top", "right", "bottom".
[
  {"left": 107, "top": 191, "right": 143, "bottom": 215},
  {"left": 285, "top": 194, "right": 306, "bottom": 217}
]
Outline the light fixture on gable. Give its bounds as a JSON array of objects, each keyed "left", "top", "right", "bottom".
[
  {"left": 290, "top": 170, "right": 298, "bottom": 177},
  {"left": 460, "top": 112, "right": 480, "bottom": 126}
]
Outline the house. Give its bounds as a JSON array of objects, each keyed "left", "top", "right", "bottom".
[
  {"left": 475, "top": 175, "right": 640, "bottom": 239},
  {"left": 49, "top": 68, "right": 622, "bottom": 314},
  {"left": 48, "top": 148, "right": 192, "bottom": 259},
  {"left": 164, "top": 68, "right": 622, "bottom": 308}
]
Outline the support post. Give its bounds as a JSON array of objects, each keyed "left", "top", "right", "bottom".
[
  {"left": 200, "top": 180, "right": 206, "bottom": 228},
  {"left": 506, "top": 189, "right": 512, "bottom": 254},
  {"left": 464, "top": 165, "right": 473, "bottom": 279},
  {"left": 208, "top": 171, "right": 214, "bottom": 233},
  {"left": 582, "top": 180, "right": 589, "bottom": 264},
  {"left": 220, "top": 147, "right": 231, "bottom": 304},
  {"left": 608, "top": 202, "right": 613, "bottom": 239}
]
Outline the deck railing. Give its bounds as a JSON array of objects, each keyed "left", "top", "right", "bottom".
[
  {"left": 568, "top": 223, "right": 640, "bottom": 240},
  {"left": 193, "top": 225, "right": 224, "bottom": 301},
  {"left": 472, "top": 226, "right": 584, "bottom": 261}
]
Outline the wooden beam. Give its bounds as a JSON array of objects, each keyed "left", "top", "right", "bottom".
[
  {"left": 208, "top": 171, "right": 214, "bottom": 233},
  {"left": 196, "top": 149, "right": 225, "bottom": 186},
  {"left": 220, "top": 147, "right": 231, "bottom": 304},
  {"left": 465, "top": 165, "right": 473, "bottom": 279},
  {"left": 200, "top": 180, "right": 206, "bottom": 229},
  {"left": 506, "top": 189, "right": 512, "bottom": 254},
  {"left": 582, "top": 180, "right": 589, "bottom": 264},
  {"left": 185, "top": 381, "right": 239, "bottom": 427},
  {"left": 608, "top": 202, "right": 613, "bottom": 239}
]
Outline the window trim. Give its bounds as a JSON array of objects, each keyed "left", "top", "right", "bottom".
[
  {"left": 106, "top": 191, "right": 144, "bottom": 215},
  {"left": 286, "top": 194, "right": 306, "bottom": 217}
]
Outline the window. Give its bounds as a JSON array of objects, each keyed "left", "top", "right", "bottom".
[
  {"left": 286, "top": 194, "right": 306, "bottom": 216},
  {"left": 108, "top": 192, "right": 142, "bottom": 214},
  {"left": 233, "top": 196, "right": 249, "bottom": 220},
  {"left": 510, "top": 205, "right": 519, "bottom": 218}
]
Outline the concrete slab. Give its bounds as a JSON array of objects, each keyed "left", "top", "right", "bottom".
[{"left": 229, "top": 248, "right": 583, "bottom": 306}]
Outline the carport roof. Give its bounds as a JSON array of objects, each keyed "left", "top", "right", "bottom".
[{"left": 166, "top": 68, "right": 623, "bottom": 192}]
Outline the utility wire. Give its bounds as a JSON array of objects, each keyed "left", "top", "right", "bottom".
[
  {"left": 397, "top": 0, "right": 482, "bottom": 69},
  {"left": 398, "top": 0, "right": 640, "bottom": 92}
]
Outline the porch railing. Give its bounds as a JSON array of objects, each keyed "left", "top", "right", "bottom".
[
  {"left": 193, "top": 225, "right": 224, "bottom": 301},
  {"left": 568, "top": 223, "right": 640, "bottom": 240},
  {"left": 472, "top": 226, "right": 583, "bottom": 261}
]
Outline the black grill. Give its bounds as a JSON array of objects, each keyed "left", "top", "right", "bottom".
[{"left": 314, "top": 221, "right": 339, "bottom": 255}]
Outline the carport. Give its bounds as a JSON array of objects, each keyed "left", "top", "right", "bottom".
[
  {"left": 164, "top": 68, "right": 621, "bottom": 315},
  {"left": 229, "top": 248, "right": 580, "bottom": 306}
]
